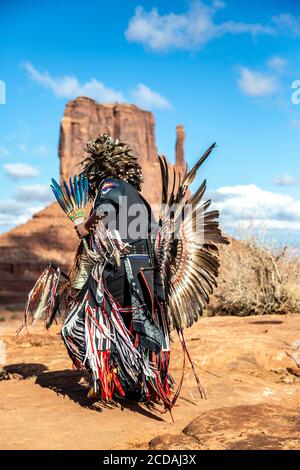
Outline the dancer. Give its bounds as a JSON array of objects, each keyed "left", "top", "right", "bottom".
[{"left": 20, "top": 134, "right": 228, "bottom": 410}]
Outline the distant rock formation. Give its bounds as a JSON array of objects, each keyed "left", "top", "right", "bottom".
[
  {"left": 0, "top": 98, "right": 186, "bottom": 306},
  {"left": 59, "top": 98, "right": 186, "bottom": 207},
  {"left": 60, "top": 98, "right": 157, "bottom": 179},
  {"left": 175, "top": 124, "right": 185, "bottom": 170}
]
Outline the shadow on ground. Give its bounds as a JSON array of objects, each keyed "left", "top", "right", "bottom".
[
  {"left": 2, "top": 363, "right": 48, "bottom": 379},
  {"left": 36, "top": 368, "right": 165, "bottom": 421}
]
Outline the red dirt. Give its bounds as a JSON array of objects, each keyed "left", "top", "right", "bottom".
[{"left": 1, "top": 313, "right": 300, "bottom": 450}]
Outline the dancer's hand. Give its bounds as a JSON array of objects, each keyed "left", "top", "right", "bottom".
[
  {"left": 85, "top": 213, "right": 100, "bottom": 231},
  {"left": 74, "top": 223, "right": 89, "bottom": 239}
]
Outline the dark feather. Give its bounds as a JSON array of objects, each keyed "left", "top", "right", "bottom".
[{"left": 154, "top": 142, "right": 228, "bottom": 330}]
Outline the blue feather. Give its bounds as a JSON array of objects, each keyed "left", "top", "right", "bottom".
[
  {"left": 51, "top": 176, "right": 89, "bottom": 221},
  {"left": 69, "top": 177, "right": 76, "bottom": 207},
  {"left": 63, "top": 180, "right": 73, "bottom": 209},
  {"left": 74, "top": 175, "right": 80, "bottom": 207},
  {"left": 55, "top": 179, "right": 73, "bottom": 212},
  {"left": 51, "top": 184, "right": 69, "bottom": 213},
  {"left": 51, "top": 179, "right": 70, "bottom": 210},
  {"left": 51, "top": 178, "right": 63, "bottom": 196},
  {"left": 84, "top": 177, "right": 89, "bottom": 205},
  {"left": 78, "top": 174, "right": 83, "bottom": 207}
]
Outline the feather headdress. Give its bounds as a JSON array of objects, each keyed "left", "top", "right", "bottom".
[{"left": 80, "top": 134, "right": 143, "bottom": 197}]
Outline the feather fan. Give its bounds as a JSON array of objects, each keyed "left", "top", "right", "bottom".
[{"left": 51, "top": 175, "right": 89, "bottom": 226}]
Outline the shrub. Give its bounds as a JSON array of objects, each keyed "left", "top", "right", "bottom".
[{"left": 211, "top": 235, "right": 300, "bottom": 316}]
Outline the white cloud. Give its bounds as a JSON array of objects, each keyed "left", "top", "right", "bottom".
[
  {"left": 267, "top": 56, "right": 287, "bottom": 71},
  {"left": 22, "top": 62, "right": 171, "bottom": 111},
  {"left": 131, "top": 84, "right": 171, "bottom": 110},
  {"left": 0, "top": 183, "right": 53, "bottom": 233},
  {"left": 3, "top": 163, "right": 39, "bottom": 179},
  {"left": 0, "top": 184, "right": 52, "bottom": 233},
  {"left": 23, "top": 61, "right": 125, "bottom": 102},
  {"left": 15, "top": 184, "right": 53, "bottom": 202},
  {"left": 0, "top": 200, "right": 43, "bottom": 233},
  {"left": 237, "top": 67, "right": 278, "bottom": 97},
  {"left": 273, "top": 174, "right": 300, "bottom": 186},
  {"left": 125, "top": 2, "right": 274, "bottom": 52},
  {"left": 211, "top": 184, "right": 300, "bottom": 231},
  {"left": 272, "top": 13, "right": 300, "bottom": 36}
]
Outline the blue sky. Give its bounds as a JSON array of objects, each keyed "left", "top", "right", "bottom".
[{"left": 0, "top": 0, "right": 300, "bottom": 244}]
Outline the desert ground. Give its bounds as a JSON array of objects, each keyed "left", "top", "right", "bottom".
[{"left": 1, "top": 311, "right": 300, "bottom": 450}]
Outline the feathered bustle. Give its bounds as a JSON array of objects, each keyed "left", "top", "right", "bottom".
[{"left": 155, "top": 144, "right": 229, "bottom": 331}]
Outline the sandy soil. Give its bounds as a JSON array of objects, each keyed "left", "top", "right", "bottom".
[{"left": 1, "top": 313, "right": 300, "bottom": 450}]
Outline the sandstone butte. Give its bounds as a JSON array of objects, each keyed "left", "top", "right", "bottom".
[{"left": 0, "top": 97, "right": 187, "bottom": 306}]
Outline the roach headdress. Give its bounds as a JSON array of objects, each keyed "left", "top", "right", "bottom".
[{"left": 80, "top": 134, "right": 144, "bottom": 197}]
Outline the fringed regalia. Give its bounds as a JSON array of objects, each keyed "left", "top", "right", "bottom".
[{"left": 20, "top": 134, "right": 228, "bottom": 411}]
